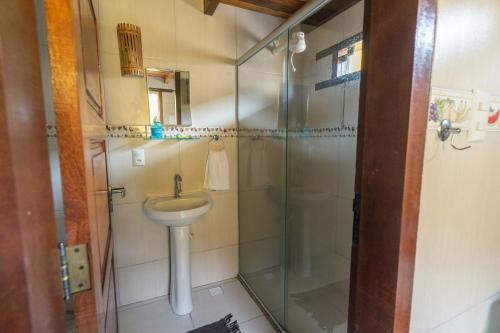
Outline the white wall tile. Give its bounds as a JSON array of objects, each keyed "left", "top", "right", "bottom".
[
  {"left": 240, "top": 238, "right": 280, "bottom": 275},
  {"left": 98, "top": 0, "right": 137, "bottom": 55},
  {"left": 337, "top": 137, "right": 357, "bottom": 199},
  {"left": 134, "top": 0, "right": 176, "bottom": 62},
  {"left": 117, "top": 260, "right": 169, "bottom": 306},
  {"left": 100, "top": 53, "right": 149, "bottom": 125},
  {"left": 204, "top": 4, "right": 237, "bottom": 65},
  {"left": 236, "top": 8, "right": 284, "bottom": 57},
  {"left": 190, "top": 65, "right": 237, "bottom": 127},
  {"left": 109, "top": 138, "right": 180, "bottom": 205},
  {"left": 191, "top": 192, "right": 238, "bottom": 253},
  {"left": 411, "top": 132, "right": 500, "bottom": 332},
  {"left": 428, "top": 292, "right": 500, "bottom": 333},
  {"left": 238, "top": 189, "right": 281, "bottom": 243},
  {"left": 191, "top": 245, "right": 238, "bottom": 287},
  {"left": 112, "top": 202, "right": 168, "bottom": 267},
  {"left": 430, "top": 0, "right": 500, "bottom": 96}
]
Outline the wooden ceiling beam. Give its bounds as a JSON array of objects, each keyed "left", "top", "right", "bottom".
[
  {"left": 210, "top": 0, "right": 359, "bottom": 25},
  {"left": 204, "top": 0, "right": 220, "bottom": 15},
  {"left": 302, "top": 0, "right": 361, "bottom": 28},
  {"left": 221, "top": 0, "right": 293, "bottom": 18}
]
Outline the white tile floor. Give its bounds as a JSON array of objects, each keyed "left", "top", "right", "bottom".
[{"left": 119, "top": 279, "right": 276, "bottom": 333}]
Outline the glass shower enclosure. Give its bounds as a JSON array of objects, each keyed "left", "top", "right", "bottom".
[{"left": 237, "top": 1, "right": 364, "bottom": 332}]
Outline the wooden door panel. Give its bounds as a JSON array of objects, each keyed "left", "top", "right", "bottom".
[
  {"left": 45, "top": 0, "right": 118, "bottom": 331},
  {"left": 79, "top": 0, "right": 102, "bottom": 116}
]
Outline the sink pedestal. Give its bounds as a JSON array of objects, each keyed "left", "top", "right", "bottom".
[
  {"left": 144, "top": 192, "right": 212, "bottom": 316},
  {"left": 169, "top": 225, "right": 192, "bottom": 315}
]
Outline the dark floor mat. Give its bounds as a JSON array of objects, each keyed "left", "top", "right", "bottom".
[{"left": 187, "top": 314, "right": 241, "bottom": 333}]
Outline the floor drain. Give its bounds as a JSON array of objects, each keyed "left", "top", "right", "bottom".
[{"left": 209, "top": 286, "right": 224, "bottom": 296}]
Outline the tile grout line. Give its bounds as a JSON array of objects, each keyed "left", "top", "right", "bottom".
[
  {"left": 238, "top": 314, "right": 265, "bottom": 325},
  {"left": 189, "top": 313, "right": 195, "bottom": 329}
]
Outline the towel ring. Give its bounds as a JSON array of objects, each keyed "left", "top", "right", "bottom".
[{"left": 209, "top": 134, "right": 225, "bottom": 149}]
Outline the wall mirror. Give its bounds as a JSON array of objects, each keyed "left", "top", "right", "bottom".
[{"left": 146, "top": 68, "right": 192, "bottom": 126}]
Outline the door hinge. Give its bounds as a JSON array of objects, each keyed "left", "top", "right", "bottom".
[
  {"left": 58, "top": 242, "right": 91, "bottom": 300},
  {"left": 352, "top": 192, "right": 361, "bottom": 246}
]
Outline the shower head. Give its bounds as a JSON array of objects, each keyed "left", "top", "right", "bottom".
[
  {"left": 290, "top": 32, "right": 306, "bottom": 53},
  {"left": 271, "top": 31, "right": 307, "bottom": 55},
  {"left": 270, "top": 31, "right": 306, "bottom": 72},
  {"left": 290, "top": 32, "right": 306, "bottom": 72}
]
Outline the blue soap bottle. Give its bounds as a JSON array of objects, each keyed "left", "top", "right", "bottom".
[{"left": 151, "top": 117, "right": 163, "bottom": 139}]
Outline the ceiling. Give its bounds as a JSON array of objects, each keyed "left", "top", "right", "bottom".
[{"left": 204, "top": 0, "right": 362, "bottom": 28}]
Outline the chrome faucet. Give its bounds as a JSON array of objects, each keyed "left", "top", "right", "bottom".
[{"left": 174, "top": 174, "right": 182, "bottom": 198}]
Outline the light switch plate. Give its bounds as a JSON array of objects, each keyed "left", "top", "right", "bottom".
[{"left": 132, "top": 149, "right": 145, "bottom": 166}]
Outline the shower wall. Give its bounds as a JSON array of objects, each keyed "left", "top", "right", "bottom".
[{"left": 238, "top": 2, "right": 364, "bottom": 332}]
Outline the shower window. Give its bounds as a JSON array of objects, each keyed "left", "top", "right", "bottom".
[
  {"left": 336, "top": 39, "right": 363, "bottom": 77},
  {"left": 316, "top": 32, "right": 363, "bottom": 90}
]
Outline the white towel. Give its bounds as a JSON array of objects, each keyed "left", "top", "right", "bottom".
[
  {"left": 204, "top": 148, "right": 230, "bottom": 191},
  {"left": 248, "top": 140, "right": 269, "bottom": 189}
]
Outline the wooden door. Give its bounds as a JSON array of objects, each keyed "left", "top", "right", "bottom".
[
  {"left": 44, "top": 0, "right": 118, "bottom": 332},
  {"left": 0, "top": 1, "right": 66, "bottom": 332}
]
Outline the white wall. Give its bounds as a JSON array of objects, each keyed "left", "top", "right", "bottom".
[
  {"left": 411, "top": 0, "right": 500, "bottom": 332},
  {"left": 97, "top": 0, "right": 282, "bottom": 306}
]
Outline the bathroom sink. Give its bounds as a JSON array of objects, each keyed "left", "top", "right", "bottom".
[
  {"left": 144, "top": 192, "right": 212, "bottom": 227},
  {"left": 144, "top": 191, "right": 212, "bottom": 315}
]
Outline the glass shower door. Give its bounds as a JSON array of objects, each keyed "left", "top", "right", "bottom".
[
  {"left": 285, "top": 2, "right": 364, "bottom": 333},
  {"left": 237, "top": 32, "right": 288, "bottom": 325},
  {"left": 237, "top": 1, "right": 364, "bottom": 332}
]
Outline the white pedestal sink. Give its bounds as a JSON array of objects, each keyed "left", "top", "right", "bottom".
[{"left": 144, "top": 192, "right": 212, "bottom": 315}]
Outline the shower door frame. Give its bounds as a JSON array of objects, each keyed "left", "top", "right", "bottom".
[{"left": 348, "top": 0, "right": 437, "bottom": 332}]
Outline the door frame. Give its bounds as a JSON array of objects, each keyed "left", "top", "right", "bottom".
[
  {"left": 0, "top": 1, "right": 66, "bottom": 332},
  {"left": 0, "top": 0, "right": 436, "bottom": 332},
  {"left": 348, "top": 0, "right": 437, "bottom": 332}
]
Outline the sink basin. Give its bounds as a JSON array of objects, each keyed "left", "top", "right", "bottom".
[
  {"left": 144, "top": 192, "right": 212, "bottom": 227},
  {"left": 144, "top": 192, "right": 212, "bottom": 315}
]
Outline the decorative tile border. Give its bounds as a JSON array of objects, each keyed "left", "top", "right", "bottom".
[
  {"left": 106, "top": 125, "right": 239, "bottom": 139},
  {"left": 46, "top": 124, "right": 358, "bottom": 139},
  {"left": 428, "top": 87, "right": 500, "bottom": 130}
]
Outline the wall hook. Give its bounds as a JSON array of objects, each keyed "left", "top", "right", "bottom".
[{"left": 437, "top": 119, "right": 471, "bottom": 151}]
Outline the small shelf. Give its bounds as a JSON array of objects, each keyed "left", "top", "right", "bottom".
[{"left": 143, "top": 136, "right": 201, "bottom": 141}]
